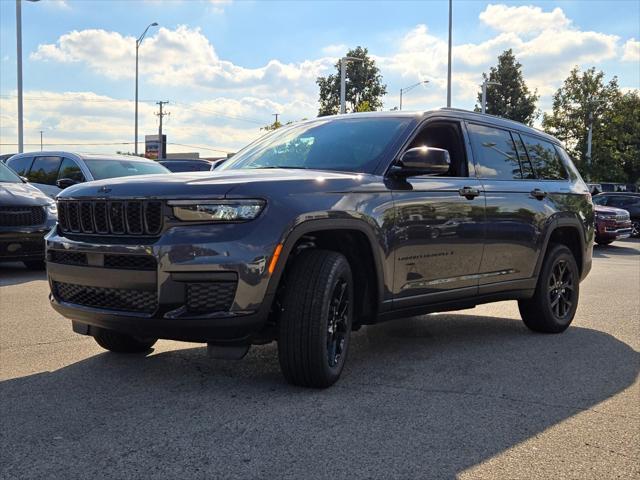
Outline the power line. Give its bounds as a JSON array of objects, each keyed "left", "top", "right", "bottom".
[
  {"left": 0, "top": 141, "right": 233, "bottom": 153},
  {"left": 168, "top": 142, "right": 232, "bottom": 154}
]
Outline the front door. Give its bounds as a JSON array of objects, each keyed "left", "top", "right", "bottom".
[{"left": 388, "top": 120, "right": 486, "bottom": 308}]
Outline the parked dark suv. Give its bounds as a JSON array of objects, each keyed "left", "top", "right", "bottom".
[{"left": 46, "top": 109, "right": 594, "bottom": 387}]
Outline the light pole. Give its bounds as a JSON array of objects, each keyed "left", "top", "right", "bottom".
[
  {"left": 586, "top": 97, "right": 605, "bottom": 172},
  {"left": 446, "top": 0, "right": 452, "bottom": 108},
  {"left": 340, "top": 56, "right": 363, "bottom": 114},
  {"left": 481, "top": 80, "right": 501, "bottom": 114},
  {"left": 15, "top": 0, "right": 39, "bottom": 154},
  {"left": 399, "top": 80, "right": 429, "bottom": 110},
  {"left": 135, "top": 22, "right": 158, "bottom": 155}
]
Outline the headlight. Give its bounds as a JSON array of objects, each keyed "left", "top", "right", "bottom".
[
  {"left": 46, "top": 202, "right": 58, "bottom": 218},
  {"left": 169, "top": 200, "right": 265, "bottom": 222}
]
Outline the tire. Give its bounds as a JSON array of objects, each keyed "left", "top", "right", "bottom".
[
  {"left": 93, "top": 328, "right": 157, "bottom": 353},
  {"left": 518, "top": 244, "right": 579, "bottom": 334},
  {"left": 23, "top": 260, "right": 46, "bottom": 270},
  {"left": 632, "top": 221, "right": 640, "bottom": 238},
  {"left": 596, "top": 239, "right": 613, "bottom": 246},
  {"left": 277, "top": 249, "right": 353, "bottom": 388}
]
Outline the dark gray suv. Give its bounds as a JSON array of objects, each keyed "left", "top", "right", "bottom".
[{"left": 46, "top": 109, "right": 594, "bottom": 388}]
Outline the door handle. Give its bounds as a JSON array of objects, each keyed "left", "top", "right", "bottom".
[
  {"left": 530, "top": 188, "right": 547, "bottom": 200},
  {"left": 458, "top": 186, "right": 480, "bottom": 199}
]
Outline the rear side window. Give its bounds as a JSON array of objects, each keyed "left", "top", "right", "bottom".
[
  {"left": 28, "top": 156, "right": 63, "bottom": 185},
  {"left": 58, "top": 158, "right": 85, "bottom": 182},
  {"left": 7, "top": 156, "right": 33, "bottom": 176},
  {"left": 607, "top": 196, "right": 640, "bottom": 208},
  {"left": 512, "top": 134, "right": 535, "bottom": 179},
  {"left": 521, "top": 135, "right": 568, "bottom": 180},
  {"left": 467, "top": 123, "right": 522, "bottom": 179}
]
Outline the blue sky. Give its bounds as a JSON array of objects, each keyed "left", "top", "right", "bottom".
[{"left": 1, "top": 0, "right": 638, "bottom": 156}]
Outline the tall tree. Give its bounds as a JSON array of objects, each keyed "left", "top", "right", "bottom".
[
  {"left": 474, "top": 49, "right": 539, "bottom": 125},
  {"left": 316, "top": 46, "right": 387, "bottom": 116},
  {"left": 542, "top": 67, "right": 626, "bottom": 181}
]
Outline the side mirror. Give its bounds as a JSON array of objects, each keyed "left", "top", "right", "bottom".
[
  {"left": 56, "top": 178, "right": 78, "bottom": 189},
  {"left": 389, "top": 147, "right": 451, "bottom": 177}
]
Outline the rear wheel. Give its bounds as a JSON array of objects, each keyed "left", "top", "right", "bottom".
[
  {"left": 277, "top": 249, "right": 353, "bottom": 388},
  {"left": 518, "top": 244, "right": 579, "bottom": 333},
  {"left": 93, "top": 328, "right": 157, "bottom": 353}
]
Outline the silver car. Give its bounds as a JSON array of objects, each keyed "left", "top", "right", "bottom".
[{"left": 5, "top": 151, "right": 170, "bottom": 198}]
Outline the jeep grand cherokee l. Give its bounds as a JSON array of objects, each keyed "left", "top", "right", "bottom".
[{"left": 46, "top": 109, "right": 594, "bottom": 388}]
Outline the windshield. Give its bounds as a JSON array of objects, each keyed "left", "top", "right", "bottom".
[
  {"left": 220, "top": 117, "right": 413, "bottom": 174},
  {"left": 0, "top": 162, "right": 22, "bottom": 183},
  {"left": 84, "top": 159, "right": 169, "bottom": 180},
  {"left": 592, "top": 195, "right": 606, "bottom": 205}
]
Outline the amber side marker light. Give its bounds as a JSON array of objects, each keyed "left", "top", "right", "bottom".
[{"left": 268, "top": 244, "right": 283, "bottom": 274}]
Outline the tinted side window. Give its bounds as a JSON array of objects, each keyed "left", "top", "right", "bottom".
[
  {"left": 521, "top": 135, "right": 567, "bottom": 180},
  {"left": 512, "top": 133, "right": 535, "bottom": 179},
  {"left": 28, "top": 156, "right": 62, "bottom": 185},
  {"left": 7, "top": 156, "right": 33, "bottom": 176},
  {"left": 608, "top": 196, "right": 640, "bottom": 208},
  {"left": 467, "top": 123, "right": 521, "bottom": 179},
  {"left": 58, "top": 158, "right": 85, "bottom": 182}
]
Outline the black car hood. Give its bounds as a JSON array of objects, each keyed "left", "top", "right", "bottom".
[
  {"left": 58, "top": 169, "right": 376, "bottom": 199},
  {"left": 0, "top": 181, "right": 52, "bottom": 206}
]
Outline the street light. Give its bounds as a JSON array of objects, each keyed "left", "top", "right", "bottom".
[
  {"left": 586, "top": 97, "right": 605, "bottom": 172},
  {"left": 134, "top": 22, "right": 158, "bottom": 155},
  {"left": 340, "top": 56, "right": 363, "bottom": 114},
  {"left": 399, "top": 80, "right": 429, "bottom": 111},
  {"left": 481, "top": 80, "right": 501, "bottom": 114},
  {"left": 16, "top": 0, "right": 40, "bottom": 154}
]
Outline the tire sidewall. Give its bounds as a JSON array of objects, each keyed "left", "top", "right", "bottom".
[
  {"left": 316, "top": 256, "right": 353, "bottom": 380},
  {"left": 538, "top": 247, "right": 579, "bottom": 330}
]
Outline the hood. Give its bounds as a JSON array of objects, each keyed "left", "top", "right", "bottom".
[
  {"left": 595, "top": 205, "right": 628, "bottom": 216},
  {"left": 0, "top": 181, "right": 52, "bottom": 206},
  {"left": 58, "top": 168, "right": 376, "bottom": 200}
]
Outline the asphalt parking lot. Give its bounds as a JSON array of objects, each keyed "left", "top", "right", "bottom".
[{"left": 1, "top": 239, "right": 638, "bottom": 480}]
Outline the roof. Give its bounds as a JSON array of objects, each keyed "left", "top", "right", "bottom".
[
  {"left": 300, "top": 108, "right": 560, "bottom": 144},
  {"left": 7, "top": 151, "right": 158, "bottom": 162}
]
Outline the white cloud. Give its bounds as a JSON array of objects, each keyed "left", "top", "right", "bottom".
[
  {"left": 208, "top": 0, "right": 232, "bottom": 14},
  {"left": 622, "top": 38, "right": 640, "bottom": 62},
  {"left": 479, "top": 4, "right": 570, "bottom": 34},
  {"left": 322, "top": 44, "right": 348, "bottom": 56}
]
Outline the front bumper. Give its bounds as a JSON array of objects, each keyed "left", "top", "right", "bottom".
[
  {"left": 46, "top": 222, "right": 280, "bottom": 343},
  {"left": 596, "top": 220, "right": 633, "bottom": 241},
  {"left": 0, "top": 223, "right": 55, "bottom": 262}
]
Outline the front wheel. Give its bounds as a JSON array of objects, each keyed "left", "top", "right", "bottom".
[
  {"left": 23, "top": 260, "right": 46, "bottom": 270},
  {"left": 93, "top": 328, "right": 157, "bottom": 353},
  {"left": 632, "top": 221, "right": 640, "bottom": 238},
  {"left": 596, "top": 239, "right": 613, "bottom": 246},
  {"left": 277, "top": 249, "right": 353, "bottom": 388},
  {"left": 518, "top": 244, "right": 579, "bottom": 333}
]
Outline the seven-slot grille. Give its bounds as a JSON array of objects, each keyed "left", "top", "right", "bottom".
[
  {"left": 53, "top": 281, "right": 157, "bottom": 313},
  {"left": 57, "top": 200, "right": 162, "bottom": 236},
  {"left": 0, "top": 206, "right": 46, "bottom": 227}
]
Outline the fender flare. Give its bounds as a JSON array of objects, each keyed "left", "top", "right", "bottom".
[
  {"left": 265, "top": 218, "right": 387, "bottom": 305},
  {"left": 534, "top": 215, "right": 587, "bottom": 278}
]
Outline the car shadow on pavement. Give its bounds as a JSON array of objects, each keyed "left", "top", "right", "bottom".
[
  {"left": 0, "top": 262, "right": 46, "bottom": 287},
  {"left": 1, "top": 314, "right": 638, "bottom": 479},
  {"left": 593, "top": 243, "right": 640, "bottom": 258}
]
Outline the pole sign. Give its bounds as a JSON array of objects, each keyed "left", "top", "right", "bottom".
[{"left": 145, "top": 134, "right": 166, "bottom": 159}]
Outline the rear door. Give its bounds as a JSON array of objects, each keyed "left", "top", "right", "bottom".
[{"left": 466, "top": 123, "right": 547, "bottom": 292}]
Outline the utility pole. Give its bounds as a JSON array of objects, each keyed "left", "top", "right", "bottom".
[
  {"left": 155, "top": 101, "right": 169, "bottom": 160},
  {"left": 481, "top": 80, "right": 501, "bottom": 114},
  {"left": 40, "top": 130, "right": 43, "bottom": 151},
  {"left": 446, "top": 0, "right": 452, "bottom": 108},
  {"left": 340, "top": 56, "right": 363, "bottom": 114},
  {"left": 273, "top": 113, "right": 279, "bottom": 125},
  {"left": 585, "top": 97, "right": 604, "bottom": 175}
]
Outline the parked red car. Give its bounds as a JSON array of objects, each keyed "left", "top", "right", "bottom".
[{"left": 594, "top": 205, "right": 632, "bottom": 245}]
